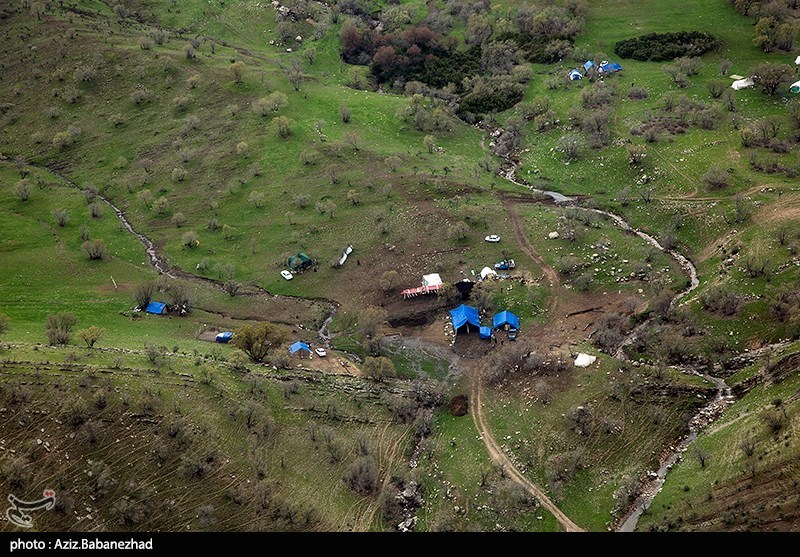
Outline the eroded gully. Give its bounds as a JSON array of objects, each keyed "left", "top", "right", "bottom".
[
  {"left": 487, "top": 130, "right": 748, "bottom": 532},
  {"left": 25, "top": 161, "right": 338, "bottom": 343}
]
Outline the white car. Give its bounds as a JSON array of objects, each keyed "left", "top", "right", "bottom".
[
  {"left": 314, "top": 347, "right": 327, "bottom": 357},
  {"left": 484, "top": 235, "right": 501, "bottom": 243},
  {"left": 280, "top": 270, "right": 293, "bottom": 280}
]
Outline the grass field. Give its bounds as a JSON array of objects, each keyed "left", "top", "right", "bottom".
[{"left": 2, "top": 0, "right": 800, "bottom": 533}]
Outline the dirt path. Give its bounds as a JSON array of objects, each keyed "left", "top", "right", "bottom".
[
  {"left": 655, "top": 183, "right": 780, "bottom": 202},
  {"left": 360, "top": 424, "right": 412, "bottom": 530},
  {"left": 469, "top": 362, "right": 584, "bottom": 532},
  {"left": 502, "top": 198, "right": 561, "bottom": 311}
]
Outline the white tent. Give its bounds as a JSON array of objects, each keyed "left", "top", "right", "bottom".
[
  {"left": 480, "top": 267, "right": 497, "bottom": 280},
  {"left": 574, "top": 353, "right": 597, "bottom": 367},
  {"left": 795, "top": 55, "right": 800, "bottom": 65},
  {"left": 731, "top": 77, "right": 754, "bottom": 90},
  {"left": 422, "top": 273, "right": 442, "bottom": 288}
]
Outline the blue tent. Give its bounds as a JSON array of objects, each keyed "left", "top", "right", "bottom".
[
  {"left": 449, "top": 304, "right": 480, "bottom": 333},
  {"left": 145, "top": 301, "right": 167, "bottom": 315},
  {"left": 215, "top": 331, "right": 233, "bottom": 343},
  {"left": 289, "top": 341, "right": 311, "bottom": 355},
  {"left": 479, "top": 326, "right": 492, "bottom": 340},
  {"left": 493, "top": 310, "right": 520, "bottom": 330},
  {"left": 568, "top": 69, "right": 582, "bottom": 80},
  {"left": 599, "top": 62, "right": 622, "bottom": 73},
  {"left": 583, "top": 60, "right": 595, "bottom": 71}
]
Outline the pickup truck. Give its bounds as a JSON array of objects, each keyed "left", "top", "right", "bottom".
[{"left": 494, "top": 259, "right": 516, "bottom": 270}]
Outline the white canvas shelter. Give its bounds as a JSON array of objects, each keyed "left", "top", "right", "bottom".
[
  {"left": 402, "top": 272, "right": 444, "bottom": 298},
  {"left": 422, "top": 273, "right": 442, "bottom": 288},
  {"left": 548, "top": 231, "right": 560, "bottom": 239},
  {"left": 731, "top": 77, "right": 754, "bottom": 90},
  {"left": 574, "top": 353, "right": 597, "bottom": 367},
  {"left": 480, "top": 266, "right": 497, "bottom": 280},
  {"left": 795, "top": 55, "right": 800, "bottom": 65}
]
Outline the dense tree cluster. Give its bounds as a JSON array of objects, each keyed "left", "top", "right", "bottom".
[
  {"left": 338, "top": 1, "right": 586, "bottom": 117},
  {"left": 614, "top": 31, "right": 721, "bottom": 61}
]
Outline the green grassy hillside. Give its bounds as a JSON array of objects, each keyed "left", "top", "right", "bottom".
[{"left": 2, "top": 0, "right": 800, "bottom": 533}]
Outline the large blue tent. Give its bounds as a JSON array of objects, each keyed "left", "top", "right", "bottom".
[
  {"left": 289, "top": 341, "right": 311, "bottom": 355},
  {"left": 493, "top": 310, "right": 520, "bottom": 330},
  {"left": 145, "top": 301, "right": 167, "bottom": 315},
  {"left": 599, "top": 62, "right": 622, "bottom": 73},
  {"left": 215, "top": 331, "right": 233, "bottom": 343},
  {"left": 449, "top": 304, "right": 480, "bottom": 333}
]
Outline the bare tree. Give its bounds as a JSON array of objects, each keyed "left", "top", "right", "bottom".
[
  {"left": 82, "top": 239, "right": 107, "bottom": 260},
  {"left": 692, "top": 447, "right": 709, "bottom": 468},
  {"left": 13, "top": 180, "right": 32, "bottom": 202},
  {"left": 52, "top": 209, "right": 69, "bottom": 227},
  {"left": 286, "top": 59, "right": 304, "bottom": 91},
  {"left": 46, "top": 312, "right": 78, "bottom": 345},
  {"left": 229, "top": 61, "right": 246, "bottom": 84}
]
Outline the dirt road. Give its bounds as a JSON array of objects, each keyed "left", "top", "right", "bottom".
[
  {"left": 503, "top": 198, "right": 561, "bottom": 313},
  {"left": 469, "top": 362, "right": 584, "bottom": 532}
]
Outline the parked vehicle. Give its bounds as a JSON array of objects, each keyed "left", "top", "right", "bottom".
[
  {"left": 494, "top": 259, "right": 515, "bottom": 270},
  {"left": 280, "top": 270, "right": 293, "bottom": 280},
  {"left": 484, "top": 235, "right": 501, "bottom": 243},
  {"left": 314, "top": 347, "right": 327, "bottom": 357}
]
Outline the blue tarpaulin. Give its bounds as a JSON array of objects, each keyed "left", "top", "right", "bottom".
[
  {"left": 449, "top": 304, "right": 480, "bottom": 332},
  {"left": 599, "top": 62, "right": 622, "bottom": 73},
  {"left": 493, "top": 310, "right": 520, "bottom": 330},
  {"left": 583, "top": 60, "right": 595, "bottom": 71},
  {"left": 145, "top": 302, "right": 166, "bottom": 315},
  {"left": 479, "top": 326, "right": 492, "bottom": 339},
  {"left": 289, "top": 341, "right": 311, "bottom": 355},
  {"left": 215, "top": 331, "right": 233, "bottom": 343}
]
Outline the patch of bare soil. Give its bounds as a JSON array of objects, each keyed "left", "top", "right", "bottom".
[
  {"left": 452, "top": 331, "right": 497, "bottom": 359},
  {"left": 196, "top": 328, "right": 226, "bottom": 342},
  {"left": 449, "top": 394, "right": 469, "bottom": 416},
  {"left": 291, "top": 352, "right": 363, "bottom": 377},
  {"left": 306, "top": 172, "right": 477, "bottom": 313},
  {"left": 385, "top": 295, "right": 448, "bottom": 328},
  {"left": 754, "top": 196, "right": 800, "bottom": 227},
  {"left": 697, "top": 194, "right": 800, "bottom": 263}
]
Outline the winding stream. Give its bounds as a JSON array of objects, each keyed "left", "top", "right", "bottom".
[
  {"left": 15, "top": 121, "right": 777, "bottom": 532},
  {"left": 616, "top": 372, "right": 734, "bottom": 531},
  {"left": 25, "top": 161, "right": 338, "bottom": 343},
  {"left": 491, "top": 142, "right": 738, "bottom": 533}
]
